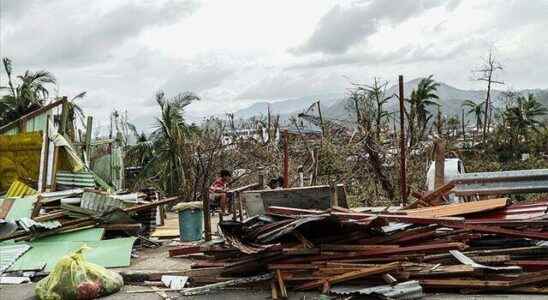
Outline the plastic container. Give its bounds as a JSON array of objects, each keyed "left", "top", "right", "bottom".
[{"left": 174, "top": 202, "right": 203, "bottom": 241}]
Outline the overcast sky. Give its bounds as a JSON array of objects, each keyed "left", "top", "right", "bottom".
[{"left": 1, "top": 0, "right": 547, "bottom": 131}]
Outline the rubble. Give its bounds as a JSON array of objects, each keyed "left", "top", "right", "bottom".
[{"left": 164, "top": 198, "right": 548, "bottom": 296}]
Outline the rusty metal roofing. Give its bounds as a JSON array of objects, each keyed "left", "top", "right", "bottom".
[
  {"left": 0, "top": 244, "right": 31, "bottom": 274},
  {"left": 5, "top": 180, "right": 37, "bottom": 198}
]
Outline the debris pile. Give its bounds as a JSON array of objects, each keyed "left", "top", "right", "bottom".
[
  {"left": 168, "top": 199, "right": 548, "bottom": 297},
  {"left": 0, "top": 181, "right": 179, "bottom": 279}
]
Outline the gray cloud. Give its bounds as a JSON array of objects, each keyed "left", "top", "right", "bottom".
[
  {"left": 238, "top": 71, "right": 349, "bottom": 100},
  {"left": 1, "top": 0, "right": 199, "bottom": 66},
  {"left": 291, "top": 0, "right": 447, "bottom": 55}
]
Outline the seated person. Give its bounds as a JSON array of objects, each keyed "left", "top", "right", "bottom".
[{"left": 208, "top": 169, "right": 232, "bottom": 214}]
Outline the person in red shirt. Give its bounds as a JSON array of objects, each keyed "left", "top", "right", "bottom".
[{"left": 209, "top": 169, "right": 232, "bottom": 214}]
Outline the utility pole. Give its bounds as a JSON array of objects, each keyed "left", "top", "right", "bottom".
[
  {"left": 398, "top": 75, "right": 407, "bottom": 205},
  {"left": 317, "top": 101, "right": 325, "bottom": 138},
  {"left": 283, "top": 129, "right": 289, "bottom": 188}
]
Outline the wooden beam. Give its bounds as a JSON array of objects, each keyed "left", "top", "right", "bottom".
[{"left": 295, "top": 262, "right": 400, "bottom": 290}]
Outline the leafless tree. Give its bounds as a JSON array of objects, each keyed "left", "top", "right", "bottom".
[{"left": 474, "top": 48, "right": 504, "bottom": 143}]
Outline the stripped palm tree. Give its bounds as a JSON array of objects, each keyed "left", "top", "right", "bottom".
[
  {"left": 505, "top": 93, "right": 547, "bottom": 142},
  {"left": 462, "top": 99, "right": 484, "bottom": 143},
  {"left": 141, "top": 91, "right": 200, "bottom": 195},
  {"left": 0, "top": 57, "right": 56, "bottom": 126},
  {"left": 407, "top": 75, "right": 439, "bottom": 146}
]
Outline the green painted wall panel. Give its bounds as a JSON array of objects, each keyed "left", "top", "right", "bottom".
[{"left": 8, "top": 237, "right": 136, "bottom": 272}]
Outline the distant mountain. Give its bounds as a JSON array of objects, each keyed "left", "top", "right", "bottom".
[
  {"left": 232, "top": 93, "right": 344, "bottom": 120},
  {"left": 232, "top": 80, "right": 548, "bottom": 123}
]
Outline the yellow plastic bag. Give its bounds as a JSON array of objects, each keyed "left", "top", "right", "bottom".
[{"left": 35, "top": 246, "right": 124, "bottom": 300}]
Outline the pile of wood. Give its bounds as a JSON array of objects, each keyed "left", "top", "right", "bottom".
[{"left": 169, "top": 198, "right": 548, "bottom": 296}]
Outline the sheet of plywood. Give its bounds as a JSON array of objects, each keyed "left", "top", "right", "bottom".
[
  {"left": 35, "top": 228, "right": 105, "bottom": 243},
  {"left": 403, "top": 198, "right": 509, "bottom": 218},
  {"left": 9, "top": 237, "right": 136, "bottom": 272}
]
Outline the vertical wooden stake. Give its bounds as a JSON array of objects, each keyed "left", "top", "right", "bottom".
[
  {"left": 203, "top": 195, "right": 211, "bottom": 241},
  {"left": 283, "top": 129, "right": 289, "bottom": 188},
  {"left": 329, "top": 180, "right": 338, "bottom": 208},
  {"left": 85, "top": 116, "right": 93, "bottom": 166},
  {"left": 434, "top": 138, "right": 445, "bottom": 190},
  {"left": 398, "top": 75, "right": 407, "bottom": 205}
]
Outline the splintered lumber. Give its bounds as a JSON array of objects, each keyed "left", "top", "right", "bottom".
[
  {"left": 420, "top": 270, "right": 548, "bottom": 289},
  {"left": 412, "top": 265, "right": 477, "bottom": 277},
  {"left": 169, "top": 245, "right": 203, "bottom": 257},
  {"left": 319, "top": 244, "right": 399, "bottom": 251},
  {"left": 424, "top": 246, "right": 548, "bottom": 262},
  {"left": 462, "top": 224, "right": 548, "bottom": 240},
  {"left": 32, "top": 211, "right": 64, "bottom": 222},
  {"left": 331, "top": 212, "right": 465, "bottom": 227},
  {"left": 323, "top": 243, "right": 467, "bottom": 260},
  {"left": 404, "top": 198, "right": 509, "bottom": 218},
  {"left": 268, "top": 264, "right": 319, "bottom": 270},
  {"left": 421, "top": 182, "right": 456, "bottom": 204},
  {"left": 295, "top": 262, "right": 401, "bottom": 290},
  {"left": 180, "top": 273, "right": 273, "bottom": 296},
  {"left": 276, "top": 269, "right": 288, "bottom": 298},
  {"left": 271, "top": 280, "right": 279, "bottom": 299},
  {"left": 505, "top": 260, "right": 548, "bottom": 271}
]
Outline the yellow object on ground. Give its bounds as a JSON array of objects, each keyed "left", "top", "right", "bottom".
[
  {"left": 35, "top": 246, "right": 124, "bottom": 300},
  {"left": 0, "top": 132, "right": 42, "bottom": 191},
  {"left": 6, "top": 179, "right": 37, "bottom": 198}
]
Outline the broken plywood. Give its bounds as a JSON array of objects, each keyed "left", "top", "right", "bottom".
[{"left": 404, "top": 198, "right": 509, "bottom": 218}]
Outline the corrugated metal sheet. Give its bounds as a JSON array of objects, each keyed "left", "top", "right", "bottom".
[
  {"left": 0, "top": 244, "right": 31, "bottom": 274},
  {"left": 80, "top": 191, "right": 128, "bottom": 214},
  {"left": 39, "top": 188, "right": 84, "bottom": 203},
  {"left": 17, "top": 217, "right": 62, "bottom": 231},
  {"left": 331, "top": 280, "right": 423, "bottom": 299},
  {"left": 5, "top": 180, "right": 37, "bottom": 198},
  {"left": 56, "top": 171, "right": 95, "bottom": 189}
]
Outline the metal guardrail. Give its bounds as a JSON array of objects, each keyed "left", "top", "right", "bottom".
[{"left": 451, "top": 169, "right": 548, "bottom": 196}]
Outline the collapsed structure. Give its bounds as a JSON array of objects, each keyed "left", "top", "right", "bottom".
[{"left": 2, "top": 97, "right": 548, "bottom": 299}]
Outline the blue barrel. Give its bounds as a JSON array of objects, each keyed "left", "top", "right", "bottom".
[{"left": 178, "top": 208, "right": 203, "bottom": 241}]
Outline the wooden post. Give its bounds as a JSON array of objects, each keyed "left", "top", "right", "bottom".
[
  {"left": 398, "top": 75, "right": 407, "bottom": 205},
  {"left": 238, "top": 192, "right": 244, "bottom": 222},
  {"left": 258, "top": 167, "right": 265, "bottom": 188},
  {"left": 283, "top": 129, "right": 289, "bottom": 188},
  {"left": 434, "top": 138, "right": 445, "bottom": 189},
  {"left": 85, "top": 116, "right": 93, "bottom": 166},
  {"left": 330, "top": 180, "right": 338, "bottom": 207},
  {"left": 203, "top": 195, "right": 211, "bottom": 241},
  {"left": 39, "top": 115, "right": 50, "bottom": 192}
]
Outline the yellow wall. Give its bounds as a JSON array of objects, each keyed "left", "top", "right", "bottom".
[{"left": 0, "top": 132, "right": 43, "bottom": 191}]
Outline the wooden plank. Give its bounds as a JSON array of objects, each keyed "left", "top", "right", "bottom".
[
  {"left": 404, "top": 198, "right": 509, "bottom": 217},
  {"left": 319, "top": 244, "right": 400, "bottom": 252},
  {"left": 0, "top": 198, "right": 15, "bottom": 219},
  {"left": 276, "top": 269, "right": 287, "bottom": 298},
  {"left": 295, "top": 262, "right": 400, "bottom": 290}
]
